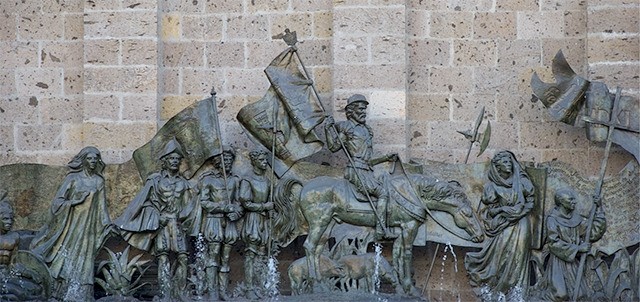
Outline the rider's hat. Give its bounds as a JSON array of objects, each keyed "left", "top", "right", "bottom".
[{"left": 345, "top": 94, "right": 369, "bottom": 109}]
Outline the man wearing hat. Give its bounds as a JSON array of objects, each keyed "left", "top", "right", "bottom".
[
  {"left": 116, "top": 138, "right": 193, "bottom": 299},
  {"left": 324, "top": 94, "right": 398, "bottom": 240}
]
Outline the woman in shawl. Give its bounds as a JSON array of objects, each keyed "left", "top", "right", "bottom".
[
  {"left": 464, "top": 150, "right": 535, "bottom": 296},
  {"left": 30, "top": 146, "right": 113, "bottom": 300}
]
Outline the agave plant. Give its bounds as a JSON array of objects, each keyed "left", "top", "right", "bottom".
[{"left": 95, "top": 246, "right": 151, "bottom": 297}]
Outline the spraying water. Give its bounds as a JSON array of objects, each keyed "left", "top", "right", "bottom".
[
  {"left": 1, "top": 268, "right": 9, "bottom": 295},
  {"left": 264, "top": 255, "right": 280, "bottom": 300},
  {"left": 443, "top": 242, "right": 458, "bottom": 273},
  {"left": 372, "top": 242, "right": 383, "bottom": 295},
  {"left": 63, "top": 278, "right": 83, "bottom": 301},
  {"left": 158, "top": 258, "right": 172, "bottom": 299},
  {"left": 479, "top": 284, "right": 524, "bottom": 302},
  {"left": 438, "top": 242, "right": 461, "bottom": 301},
  {"left": 192, "top": 233, "right": 207, "bottom": 299}
]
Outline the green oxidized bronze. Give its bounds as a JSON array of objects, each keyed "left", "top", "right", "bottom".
[
  {"left": 0, "top": 36, "right": 639, "bottom": 302},
  {"left": 0, "top": 193, "right": 51, "bottom": 301},
  {"left": 239, "top": 149, "right": 275, "bottom": 299},
  {"left": 189, "top": 146, "right": 242, "bottom": 300},
  {"left": 30, "top": 146, "right": 113, "bottom": 301},
  {"left": 464, "top": 151, "right": 536, "bottom": 296},
  {"left": 531, "top": 50, "right": 639, "bottom": 163},
  {"left": 115, "top": 139, "right": 194, "bottom": 300}
]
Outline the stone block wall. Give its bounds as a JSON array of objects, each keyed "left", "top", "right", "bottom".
[{"left": 1, "top": 0, "right": 638, "bottom": 177}]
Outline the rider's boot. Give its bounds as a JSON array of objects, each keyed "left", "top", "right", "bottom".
[{"left": 375, "top": 196, "right": 397, "bottom": 241}]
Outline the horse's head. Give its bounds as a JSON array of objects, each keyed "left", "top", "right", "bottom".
[{"left": 417, "top": 178, "right": 484, "bottom": 243}]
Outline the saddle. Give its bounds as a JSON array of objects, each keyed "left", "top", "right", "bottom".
[
  {"left": 342, "top": 179, "right": 379, "bottom": 214},
  {"left": 342, "top": 176, "right": 426, "bottom": 223},
  {"left": 345, "top": 179, "right": 378, "bottom": 203}
]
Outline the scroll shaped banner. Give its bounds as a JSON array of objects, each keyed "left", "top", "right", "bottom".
[
  {"left": 237, "top": 47, "right": 325, "bottom": 176},
  {"left": 133, "top": 97, "right": 221, "bottom": 180}
]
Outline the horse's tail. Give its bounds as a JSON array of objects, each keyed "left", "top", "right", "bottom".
[{"left": 273, "top": 177, "right": 304, "bottom": 247}]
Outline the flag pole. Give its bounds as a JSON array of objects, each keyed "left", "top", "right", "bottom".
[
  {"left": 280, "top": 29, "right": 389, "bottom": 234},
  {"left": 209, "top": 87, "right": 232, "bottom": 206},
  {"left": 571, "top": 86, "right": 621, "bottom": 300},
  {"left": 267, "top": 82, "right": 279, "bottom": 258}
]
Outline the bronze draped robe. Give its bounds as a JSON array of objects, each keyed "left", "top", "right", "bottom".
[
  {"left": 464, "top": 158, "right": 535, "bottom": 295},
  {"left": 30, "top": 171, "right": 111, "bottom": 285},
  {"left": 542, "top": 207, "right": 606, "bottom": 301},
  {"left": 115, "top": 172, "right": 193, "bottom": 253}
]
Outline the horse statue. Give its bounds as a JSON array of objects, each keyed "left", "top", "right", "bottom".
[{"left": 273, "top": 172, "right": 485, "bottom": 295}]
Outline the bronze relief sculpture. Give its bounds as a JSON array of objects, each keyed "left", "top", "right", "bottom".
[
  {"left": 0, "top": 30, "right": 638, "bottom": 301},
  {"left": 324, "top": 94, "right": 399, "bottom": 241},
  {"left": 239, "top": 149, "right": 275, "bottom": 299},
  {"left": 464, "top": 151, "right": 535, "bottom": 296},
  {"left": 539, "top": 188, "right": 607, "bottom": 301},
  {"left": 115, "top": 139, "right": 193, "bottom": 299},
  {"left": 190, "top": 146, "right": 242, "bottom": 300},
  {"left": 531, "top": 50, "right": 639, "bottom": 164},
  {"left": 30, "top": 146, "right": 113, "bottom": 301},
  {"left": 0, "top": 194, "right": 50, "bottom": 301}
]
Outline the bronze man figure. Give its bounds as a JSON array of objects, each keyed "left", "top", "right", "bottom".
[
  {"left": 116, "top": 139, "right": 193, "bottom": 299},
  {"left": 239, "top": 149, "right": 274, "bottom": 299},
  {"left": 324, "top": 94, "right": 398, "bottom": 240},
  {"left": 541, "top": 188, "right": 607, "bottom": 301},
  {"left": 192, "top": 146, "right": 242, "bottom": 300}
]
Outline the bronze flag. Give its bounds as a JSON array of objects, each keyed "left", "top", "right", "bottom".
[
  {"left": 133, "top": 97, "right": 221, "bottom": 180},
  {"left": 531, "top": 50, "right": 639, "bottom": 163},
  {"left": 237, "top": 47, "right": 325, "bottom": 175}
]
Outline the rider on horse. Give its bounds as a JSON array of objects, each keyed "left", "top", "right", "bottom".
[{"left": 324, "top": 94, "right": 399, "bottom": 241}]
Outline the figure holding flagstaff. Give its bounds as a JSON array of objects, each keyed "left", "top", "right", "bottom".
[
  {"left": 116, "top": 139, "right": 193, "bottom": 299},
  {"left": 324, "top": 94, "right": 398, "bottom": 241},
  {"left": 192, "top": 146, "right": 242, "bottom": 300},
  {"left": 239, "top": 149, "right": 274, "bottom": 299},
  {"left": 540, "top": 188, "right": 606, "bottom": 301}
]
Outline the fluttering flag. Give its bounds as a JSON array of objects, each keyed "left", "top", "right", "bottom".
[
  {"left": 237, "top": 47, "right": 325, "bottom": 175},
  {"left": 133, "top": 97, "right": 221, "bottom": 180}
]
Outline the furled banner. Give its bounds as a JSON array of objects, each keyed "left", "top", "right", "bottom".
[
  {"left": 237, "top": 47, "right": 325, "bottom": 175},
  {"left": 133, "top": 97, "right": 221, "bottom": 180}
]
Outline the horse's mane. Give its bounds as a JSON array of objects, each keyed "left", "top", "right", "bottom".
[{"left": 409, "top": 174, "right": 467, "bottom": 203}]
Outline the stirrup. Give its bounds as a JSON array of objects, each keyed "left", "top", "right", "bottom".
[{"left": 375, "top": 226, "right": 398, "bottom": 240}]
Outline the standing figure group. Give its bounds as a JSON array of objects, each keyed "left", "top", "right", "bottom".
[
  {"left": 464, "top": 150, "right": 608, "bottom": 301},
  {"left": 20, "top": 138, "right": 279, "bottom": 301}
]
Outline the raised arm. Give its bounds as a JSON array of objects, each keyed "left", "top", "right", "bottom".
[{"left": 324, "top": 116, "right": 345, "bottom": 153}]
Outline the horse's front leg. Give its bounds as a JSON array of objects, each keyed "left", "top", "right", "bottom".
[{"left": 400, "top": 223, "right": 421, "bottom": 297}]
